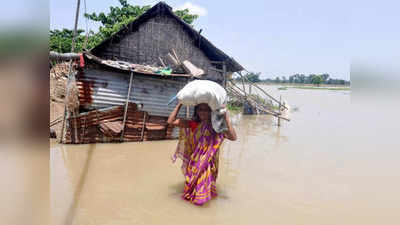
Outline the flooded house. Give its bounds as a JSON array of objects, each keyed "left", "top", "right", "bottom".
[{"left": 62, "top": 2, "right": 243, "bottom": 144}]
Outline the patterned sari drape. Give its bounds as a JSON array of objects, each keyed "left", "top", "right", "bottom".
[{"left": 172, "top": 122, "right": 225, "bottom": 205}]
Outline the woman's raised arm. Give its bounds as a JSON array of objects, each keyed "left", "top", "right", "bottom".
[
  {"left": 223, "top": 111, "right": 237, "bottom": 141},
  {"left": 167, "top": 102, "right": 189, "bottom": 128}
]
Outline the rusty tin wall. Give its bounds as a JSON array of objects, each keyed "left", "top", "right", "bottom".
[{"left": 77, "top": 68, "right": 194, "bottom": 118}]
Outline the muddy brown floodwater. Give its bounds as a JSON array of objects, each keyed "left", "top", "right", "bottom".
[{"left": 51, "top": 85, "right": 400, "bottom": 225}]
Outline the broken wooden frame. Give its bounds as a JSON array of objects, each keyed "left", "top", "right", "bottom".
[
  {"left": 236, "top": 71, "right": 289, "bottom": 110},
  {"left": 227, "top": 79, "right": 290, "bottom": 122}
]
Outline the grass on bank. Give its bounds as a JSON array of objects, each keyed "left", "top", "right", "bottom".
[
  {"left": 283, "top": 86, "right": 350, "bottom": 91},
  {"left": 227, "top": 102, "right": 243, "bottom": 113}
]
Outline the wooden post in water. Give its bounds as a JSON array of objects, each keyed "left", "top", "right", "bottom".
[
  {"left": 249, "top": 84, "right": 252, "bottom": 95},
  {"left": 81, "top": 114, "right": 86, "bottom": 143},
  {"left": 140, "top": 112, "right": 146, "bottom": 141},
  {"left": 239, "top": 71, "right": 247, "bottom": 98},
  {"left": 278, "top": 95, "right": 282, "bottom": 126},
  {"left": 96, "top": 109, "right": 99, "bottom": 142},
  {"left": 222, "top": 61, "right": 227, "bottom": 88},
  {"left": 120, "top": 71, "right": 134, "bottom": 142}
]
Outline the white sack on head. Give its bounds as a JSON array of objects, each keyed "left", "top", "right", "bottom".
[
  {"left": 177, "top": 80, "right": 228, "bottom": 133},
  {"left": 176, "top": 80, "right": 227, "bottom": 111}
]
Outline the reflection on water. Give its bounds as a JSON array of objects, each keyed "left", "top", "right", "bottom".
[{"left": 51, "top": 86, "right": 399, "bottom": 225}]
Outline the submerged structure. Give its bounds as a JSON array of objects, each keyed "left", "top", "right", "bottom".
[{"left": 61, "top": 2, "right": 243, "bottom": 144}]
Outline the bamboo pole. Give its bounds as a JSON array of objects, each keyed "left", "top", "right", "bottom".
[
  {"left": 238, "top": 71, "right": 247, "bottom": 98},
  {"left": 120, "top": 71, "right": 134, "bottom": 141},
  {"left": 49, "top": 51, "right": 80, "bottom": 60},
  {"left": 223, "top": 61, "right": 227, "bottom": 88},
  {"left": 249, "top": 83, "right": 252, "bottom": 95},
  {"left": 158, "top": 57, "right": 166, "bottom": 67},
  {"left": 140, "top": 113, "right": 146, "bottom": 141},
  {"left": 81, "top": 114, "right": 86, "bottom": 143},
  {"left": 73, "top": 110, "right": 79, "bottom": 143},
  {"left": 50, "top": 116, "right": 63, "bottom": 127},
  {"left": 71, "top": 0, "right": 81, "bottom": 53},
  {"left": 167, "top": 53, "right": 179, "bottom": 66},
  {"left": 172, "top": 49, "right": 181, "bottom": 64},
  {"left": 96, "top": 109, "right": 99, "bottom": 142},
  {"left": 60, "top": 63, "right": 74, "bottom": 144},
  {"left": 82, "top": 0, "right": 89, "bottom": 50},
  {"left": 227, "top": 86, "right": 281, "bottom": 117},
  {"left": 229, "top": 84, "right": 272, "bottom": 115},
  {"left": 226, "top": 86, "right": 244, "bottom": 98}
]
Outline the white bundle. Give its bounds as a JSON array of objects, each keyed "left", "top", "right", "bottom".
[{"left": 176, "top": 80, "right": 227, "bottom": 110}]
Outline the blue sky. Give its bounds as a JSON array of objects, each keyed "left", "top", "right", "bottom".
[{"left": 50, "top": 0, "right": 400, "bottom": 80}]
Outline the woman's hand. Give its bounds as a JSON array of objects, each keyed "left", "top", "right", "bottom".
[
  {"left": 167, "top": 102, "right": 188, "bottom": 128},
  {"left": 223, "top": 110, "right": 237, "bottom": 141}
]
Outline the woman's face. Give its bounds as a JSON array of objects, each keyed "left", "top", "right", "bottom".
[{"left": 197, "top": 103, "right": 211, "bottom": 122}]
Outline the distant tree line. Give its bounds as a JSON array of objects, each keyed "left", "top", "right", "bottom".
[{"left": 235, "top": 72, "right": 350, "bottom": 86}]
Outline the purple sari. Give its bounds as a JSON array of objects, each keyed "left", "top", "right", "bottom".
[{"left": 172, "top": 121, "right": 225, "bottom": 205}]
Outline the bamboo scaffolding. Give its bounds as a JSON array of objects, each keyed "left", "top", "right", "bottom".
[
  {"left": 227, "top": 81, "right": 290, "bottom": 121},
  {"left": 234, "top": 71, "right": 289, "bottom": 110}
]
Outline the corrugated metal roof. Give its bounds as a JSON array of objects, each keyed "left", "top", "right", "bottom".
[{"left": 77, "top": 68, "right": 194, "bottom": 118}]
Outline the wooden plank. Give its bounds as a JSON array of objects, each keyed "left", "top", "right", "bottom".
[
  {"left": 182, "top": 60, "right": 204, "bottom": 77},
  {"left": 172, "top": 49, "right": 181, "bottom": 64},
  {"left": 158, "top": 57, "right": 166, "bottom": 67}
]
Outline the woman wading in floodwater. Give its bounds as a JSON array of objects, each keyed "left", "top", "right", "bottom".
[{"left": 168, "top": 103, "right": 237, "bottom": 205}]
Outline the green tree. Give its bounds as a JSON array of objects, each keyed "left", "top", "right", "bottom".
[
  {"left": 288, "top": 75, "right": 294, "bottom": 83},
  {"left": 84, "top": 2, "right": 152, "bottom": 40},
  {"left": 321, "top": 73, "right": 330, "bottom": 83},
  {"left": 245, "top": 72, "right": 261, "bottom": 82},
  {"left": 311, "top": 75, "right": 323, "bottom": 86},
  {"left": 49, "top": 29, "right": 103, "bottom": 53},
  {"left": 174, "top": 9, "right": 199, "bottom": 24},
  {"left": 49, "top": 29, "right": 83, "bottom": 53},
  {"left": 299, "top": 74, "right": 306, "bottom": 83},
  {"left": 50, "top": 0, "right": 198, "bottom": 53}
]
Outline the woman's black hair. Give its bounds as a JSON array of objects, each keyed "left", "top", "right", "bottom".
[
  {"left": 192, "top": 105, "right": 201, "bottom": 122},
  {"left": 192, "top": 104, "right": 211, "bottom": 122}
]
